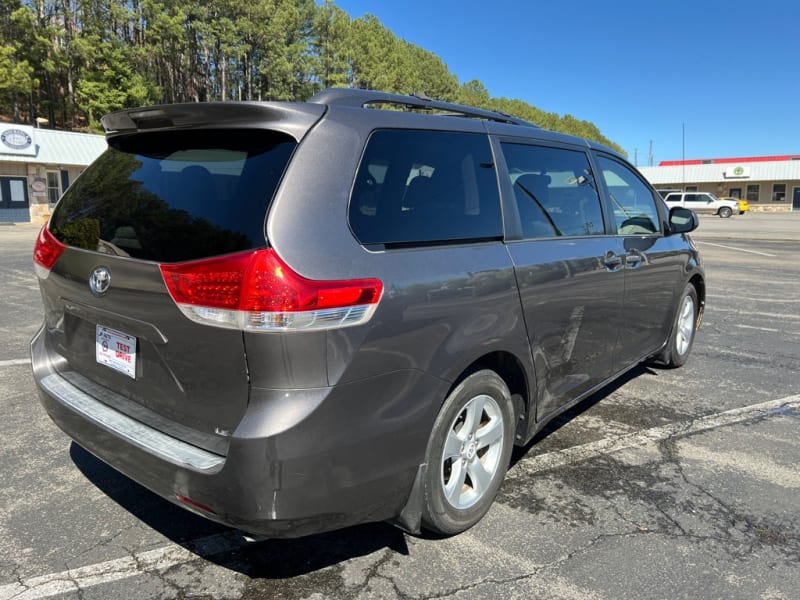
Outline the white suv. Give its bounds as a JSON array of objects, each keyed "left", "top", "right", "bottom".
[{"left": 663, "top": 192, "right": 739, "bottom": 218}]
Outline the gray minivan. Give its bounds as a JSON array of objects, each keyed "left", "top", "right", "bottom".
[{"left": 32, "top": 89, "right": 704, "bottom": 537}]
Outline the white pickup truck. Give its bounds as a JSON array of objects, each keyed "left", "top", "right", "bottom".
[{"left": 662, "top": 192, "right": 739, "bottom": 218}]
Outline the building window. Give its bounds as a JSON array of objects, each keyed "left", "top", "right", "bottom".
[
  {"left": 772, "top": 183, "right": 786, "bottom": 202},
  {"left": 46, "top": 171, "right": 61, "bottom": 204},
  {"left": 746, "top": 184, "right": 759, "bottom": 202},
  {"left": 9, "top": 179, "right": 25, "bottom": 202},
  {"left": 685, "top": 186, "right": 698, "bottom": 192}
]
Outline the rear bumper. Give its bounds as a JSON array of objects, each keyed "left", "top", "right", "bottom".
[{"left": 31, "top": 327, "right": 443, "bottom": 537}]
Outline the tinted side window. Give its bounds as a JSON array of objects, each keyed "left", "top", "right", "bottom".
[
  {"left": 50, "top": 129, "right": 296, "bottom": 262},
  {"left": 349, "top": 130, "right": 501, "bottom": 246},
  {"left": 684, "top": 194, "right": 704, "bottom": 203},
  {"left": 501, "top": 143, "right": 605, "bottom": 238},
  {"left": 596, "top": 156, "right": 661, "bottom": 235}
]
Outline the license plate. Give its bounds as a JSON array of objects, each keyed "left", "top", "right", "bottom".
[{"left": 96, "top": 325, "right": 137, "bottom": 379}]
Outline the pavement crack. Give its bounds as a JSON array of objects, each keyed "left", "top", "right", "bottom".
[
  {"left": 7, "top": 564, "right": 29, "bottom": 599},
  {"left": 416, "top": 570, "right": 543, "bottom": 599},
  {"left": 658, "top": 434, "right": 800, "bottom": 561},
  {"left": 348, "top": 546, "right": 411, "bottom": 599},
  {"left": 598, "top": 450, "right": 689, "bottom": 537}
]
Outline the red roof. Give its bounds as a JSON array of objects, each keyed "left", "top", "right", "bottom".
[{"left": 659, "top": 155, "right": 800, "bottom": 166}]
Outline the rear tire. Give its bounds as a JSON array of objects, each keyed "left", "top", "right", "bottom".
[
  {"left": 421, "top": 370, "right": 515, "bottom": 535},
  {"left": 661, "top": 285, "right": 699, "bottom": 368},
  {"left": 718, "top": 206, "right": 732, "bottom": 218}
]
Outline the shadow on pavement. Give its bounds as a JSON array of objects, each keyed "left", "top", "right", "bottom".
[
  {"left": 69, "top": 443, "right": 409, "bottom": 579},
  {"left": 510, "top": 363, "right": 657, "bottom": 467}
]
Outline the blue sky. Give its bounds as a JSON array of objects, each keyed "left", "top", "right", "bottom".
[{"left": 334, "top": 0, "right": 799, "bottom": 165}]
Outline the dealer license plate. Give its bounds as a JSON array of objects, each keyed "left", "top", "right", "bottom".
[{"left": 96, "top": 325, "right": 137, "bottom": 379}]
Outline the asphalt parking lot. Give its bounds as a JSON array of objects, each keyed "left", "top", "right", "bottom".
[{"left": 1, "top": 213, "right": 798, "bottom": 599}]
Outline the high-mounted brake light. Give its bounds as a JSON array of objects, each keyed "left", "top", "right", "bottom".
[
  {"left": 160, "top": 249, "right": 383, "bottom": 332},
  {"left": 33, "top": 225, "right": 66, "bottom": 279}
]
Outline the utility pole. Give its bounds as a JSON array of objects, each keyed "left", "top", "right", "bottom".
[
  {"left": 648, "top": 140, "right": 653, "bottom": 166},
  {"left": 682, "top": 123, "right": 686, "bottom": 192}
]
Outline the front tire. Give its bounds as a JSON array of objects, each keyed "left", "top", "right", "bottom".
[
  {"left": 662, "top": 285, "right": 699, "bottom": 368},
  {"left": 421, "top": 370, "right": 515, "bottom": 535},
  {"left": 718, "top": 206, "right": 733, "bottom": 218}
]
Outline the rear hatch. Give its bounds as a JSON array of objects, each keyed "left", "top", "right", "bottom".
[{"left": 35, "top": 102, "right": 324, "bottom": 453}]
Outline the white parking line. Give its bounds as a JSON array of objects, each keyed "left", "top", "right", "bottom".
[
  {"left": 0, "top": 532, "right": 247, "bottom": 600},
  {"left": 695, "top": 241, "right": 777, "bottom": 257},
  {"left": 2, "top": 394, "right": 799, "bottom": 599},
  {"left": 0, "top": 359, "right": 30, "bottom": 368},
  {"left": 732, "top": 324, "right": 782, "bottom": 333},
  {"left": 508, "top": 394, "right": 800, "bottom": 477},
  {"left": 707, "top": 293, "right": 800, "bottom": 303},
  {"left": 711, "top": 307, "right": 800, "bottom": 320}
]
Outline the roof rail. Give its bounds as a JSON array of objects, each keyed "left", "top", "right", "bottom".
[{"left": 309, "top": 88, "right": 538, "bottom": 128}]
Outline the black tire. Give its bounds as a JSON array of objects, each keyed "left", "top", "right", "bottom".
[
  {"left": 718, "top": 206, "right": 732, "bottom": 218},
  {"left": 421, "top": 369, "right": 515, "bottom": 535},
  {"left": 661, "top": 285, "right": 699, "bottom": 368}
]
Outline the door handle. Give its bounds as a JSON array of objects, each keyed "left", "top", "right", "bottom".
[
  {"left": 603, "top": 251, "right": 624, "bottom": 272},
  {"left": 625, "top": 249, "right": 645, "bottom": 269}
]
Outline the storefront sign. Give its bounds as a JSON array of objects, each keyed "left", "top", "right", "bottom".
[
  {"left": 723, "top": 165, "right": 750, "bottom": 179},
  {"left": 0, "top": 124, "right": 36, "bottom": 157}
]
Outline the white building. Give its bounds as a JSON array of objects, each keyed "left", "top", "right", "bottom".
[
  {"left": 638, "top": 155, "right": 800, "bottom": 212},
  {"left": 0, "top": 124, "right": 107, "bottom": 224}
]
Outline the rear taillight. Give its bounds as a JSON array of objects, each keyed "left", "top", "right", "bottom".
[
  {"left": 160, "top": 249, "right": 383, "bottom": 332},
  {"left": 33, "top": 225, "right": 66, "bottom": 279}
]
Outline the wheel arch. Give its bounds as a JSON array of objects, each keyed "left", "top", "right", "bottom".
[
  {"left": 689, "top": 272, "right": 706, "bottom": 324},
  {"left": 391, "top": 350, "right": 533, "bottom": 535},
  {"left": 445, "top": 350, "right": 532, "bottom": 445}
]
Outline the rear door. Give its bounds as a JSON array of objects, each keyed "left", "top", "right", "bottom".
[
  {"left": 39, "top": 126, "right": 301, "bottom": 445},
  {"left": 498, "top": 141, "right": 624, "bottom": 421}
]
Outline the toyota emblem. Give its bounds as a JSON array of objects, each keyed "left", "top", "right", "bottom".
[{"left": 89, "top": 267, "right": 111, "bottom": 296}]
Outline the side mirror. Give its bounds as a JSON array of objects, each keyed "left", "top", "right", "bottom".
[{"left": 668, "top": 206, "right": 699, "bottom": 234}]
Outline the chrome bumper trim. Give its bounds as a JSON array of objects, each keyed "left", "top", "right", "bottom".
[{"left": 40, "top": 372, "right": 225, "bottom": 472}]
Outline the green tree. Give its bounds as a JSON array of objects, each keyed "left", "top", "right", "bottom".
[
  {"left": 0, "top": 0, "right": 624, "bottom": 153},
  {"left": 456, "top": 79, "right": 490, "bottom": 108},
  {"left": 252, "top": 0, "right": 317, "bottom": 100},
  {"left": 74, "top": 40, "right": 151, "bottom": 126},
  {"left": 405, "top": 45, "right": 458, "bottom": 101},
  {"left": 0, "top": 45, "right": 33, "bottom": 121},
  {"left": 348, "top": 15, "right": 398, "bottom": 90},
  {"left": 311, "top": 0, "right": 351, "bottom": 89}
]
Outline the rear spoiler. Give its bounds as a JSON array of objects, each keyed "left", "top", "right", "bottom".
[{"left": 101, "top": 102, "right": 326, "bottom": 141}]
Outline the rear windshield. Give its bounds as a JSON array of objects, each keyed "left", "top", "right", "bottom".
[{"left": 50, "top": 129, "right": 296, "bottom": 262}]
